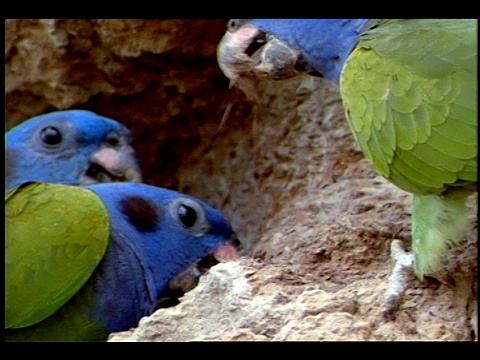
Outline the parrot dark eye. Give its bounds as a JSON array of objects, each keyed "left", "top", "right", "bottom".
[
  {"left": 170, "top": 197, "right": 211, "bottom": 235},
  {"left": 106, "top": 136, "right": 119, "bottom": 146},
  {"left": 178, "top": 204, "right": 197, "bottom": 227},
  {"left": 227, "top": 19, "right": 248, "bottom": 32},
  {"left": 227, "top": 19, "right": 237, "bottom": 31},
  {"left": 40, "top": 126, "right": 62, "bottom": 146}
]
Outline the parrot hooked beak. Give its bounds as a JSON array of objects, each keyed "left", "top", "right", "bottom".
[
  {"left": 217, "top": 19, "right": 322, "bottom": 89},
  {"left": 84, "top": 146, "right": 142, "bottom": 184},
  {"left": 155, "top": 233, "right": 241, "bottom": 309}
]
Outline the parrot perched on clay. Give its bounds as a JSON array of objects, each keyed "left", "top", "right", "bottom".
[
  {"left": 6, "top": 181, "right": 237, "bottom": 341},
  {"left": 217, "top": 19, "right": 477, "bottom": 311},
  {"left": 6, "top": 109, "right": 142, "bottom": 189}
]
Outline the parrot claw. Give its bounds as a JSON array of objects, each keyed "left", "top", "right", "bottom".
[{"left": 383, "top": 239, "right": 414, "bottom": 320}]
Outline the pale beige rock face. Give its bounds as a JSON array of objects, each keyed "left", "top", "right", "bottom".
[{"left": 6, "top": 19, "right": 477, "bottom": 342}]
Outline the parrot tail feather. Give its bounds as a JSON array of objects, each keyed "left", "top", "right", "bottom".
[{"left": 412, "top": 188, "right": 475, "bottom": 279}]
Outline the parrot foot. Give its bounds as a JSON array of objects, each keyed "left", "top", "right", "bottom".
[{"left": 383, "top": 239, "right": 414, "bottom": 320}]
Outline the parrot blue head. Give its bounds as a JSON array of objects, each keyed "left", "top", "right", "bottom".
[
  {"left": 84, "top": 182, "right": 237, "bottom": 332},
  {"left": 6, "top": 110, "right": 142, "bottom": 189},
  {"left": 218, "top": 19, "right": 372, "bottom": 84}
]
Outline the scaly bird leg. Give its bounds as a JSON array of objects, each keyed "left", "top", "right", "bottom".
[{"left": 383, "top": 239, "right": 414, "bottom": 320}]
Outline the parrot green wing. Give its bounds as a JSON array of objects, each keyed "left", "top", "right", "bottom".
[
  {"left": 340, "top": 19, "right": 477, "bottom": 195},
  {"left": 6, "top": 182, "right": 110, "bottom": 329},
  {"left": 6, "top": 185, "right": 21, "bottom": 201}
]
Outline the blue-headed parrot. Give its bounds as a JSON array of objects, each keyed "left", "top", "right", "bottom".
[
  {"left": 6, "top": 109, "right": 142, "bottom": 189},
  {"left": 6, "top": 181, "right": 237, "bottom": 341},
  {"left": 217, "top": 19, "right": 477, "bottom": 314},
  {"left": 6, "top": 110, "right": 238, "bottom": 340}
]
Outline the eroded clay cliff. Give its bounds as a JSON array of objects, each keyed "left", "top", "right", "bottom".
[{"left": 6, "top": 19, "right": 477, "bottom": 341}]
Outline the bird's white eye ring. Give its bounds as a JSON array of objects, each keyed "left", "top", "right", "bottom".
[
  {"left": 227, "top": 19, "right": 247, "bottom": 33},
  {"left": 227, "top": 19, "right": 237, "bottom": 31}
]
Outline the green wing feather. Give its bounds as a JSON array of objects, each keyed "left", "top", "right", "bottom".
[
  {"left": 5, "top": 182, "right": 110, "bottom": 329},
  {"left": 340, "top": 19, "right": 477, "bottom": 195}
]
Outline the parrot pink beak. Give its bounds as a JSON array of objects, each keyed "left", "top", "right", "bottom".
[
  {"left": 90, "top": 147, "right": 122, "bottom": 172},
  {"left": 84, "top": 146, "right": 142, "bottom": 184},
  {"left": 213, "top": 243, "right": 240, "bottom": 262},
  {"left": 214, "top": 232, "right": 241, "bottom": 262},
  {"left": 217, "top": 23, "right": 265, "bottom": 83},
  {"left": 156, "top": 235, "right": 241, "bottom": 310}
]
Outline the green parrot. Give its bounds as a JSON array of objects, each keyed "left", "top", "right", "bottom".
[{"left": 217, "top": 19, "right": 477, "bottom": 313}]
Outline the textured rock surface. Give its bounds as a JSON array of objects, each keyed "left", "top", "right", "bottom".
[{"left": 6, "top": 19, "right": 477, "bottom": 342}]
